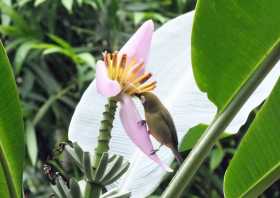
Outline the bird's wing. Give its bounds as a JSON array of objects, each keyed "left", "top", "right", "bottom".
[{"left": 159, "top": 107, "right": 178, "bottom": 146}]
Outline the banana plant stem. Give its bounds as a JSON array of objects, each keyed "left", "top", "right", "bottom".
[{"left": 162, "top": 41, "right": 280, "bottom": 198}]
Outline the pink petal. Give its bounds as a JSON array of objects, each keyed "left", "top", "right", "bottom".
[
  {"left": 120, "top": 20, "right": 154, "bottom": 66},
  {"left": 96, "top": 60, "right": 121, "bottom": 97},
  {"left": 119, "top": 95, "right": 172, "bottom": 172}
]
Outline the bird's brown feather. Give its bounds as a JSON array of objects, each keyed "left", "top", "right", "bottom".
[{"left": 159, "top": 108, "right": 178, "bottom": 146}]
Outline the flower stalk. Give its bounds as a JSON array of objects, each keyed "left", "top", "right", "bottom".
[
  {"left": 84, "top": 99, "right": 117, "bottom": 198},
  {"left": 92, "top": 98, "right": 117, "bottom": 169}
]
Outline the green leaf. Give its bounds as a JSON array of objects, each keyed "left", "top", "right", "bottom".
[
  {"left": 55, "top": 176, "right": 71, "bottom": 198},
  {"left": 48, "top": 34, "right": 72, "bottom": 50},
  {"left": 192, "top": 0, "right": 280, "bottom": 111},
  {"left": 26, "top": 121, "right": 38, "bottom": 166},
  {"left": 133, "top": 12, "right": 168, "bottom": 24},
  {"left": 17, "top": 0, "right": 32, "bottom": 7},
  {"left": 94, "top": 153, "right": 108, "bottom": 181},
  {"left": 78, "top": 52, "right": 95, "bottom": 67},
  {"left": 0, "top": 41, "right": 24, "bottom": 197},
  {"left": 34, "top": 40, "right": 80, "bottom": 64},
  {"left": 73, "top": 142, "right": 84, "bottom": 162},
  {"left": 1, "top": 0, "right": 11, "bottom": 25},
  {"left": 32, "top": 84, "right": 73, "bottom": 125},
  {"left": 42, "top": 46, "right": 66, "bottom": 55},
  {"left": 103, "top": 161, "right": 129, "bottom": 185},
  {"left": 0, "top": 25, "right": 21, "bottom": 37},
  {"left": 209, "top": 146, "right": 224, "bottom": 171},
  {"left": 76, "top": 0, "right": 82, "bottom": 6},
  {"left": 83, "top": 152, "right": 93, "bottom": 181},
  {"left": 69, "top": 179, "right": 82, "bottom": 198},
  {"left": 0, "top": 0, "right": 30, "bottom": 35},
  {"left": 179, "top": 124, "right": 207, "bottom": 152},
  {"left": 84, "top": 182, "right": 102, "bottom": 198},
  {"left": 14, "top": 40, "right": 36, "bottom": 75},
  {"left": 65, "top": 145, "right": 83, "bottom": 169},
  {"left": 61, "top": 0, "right": 74, "bottom": 12},
  {"left": 179, "top": 124, "right": 230, "bottom": 152},
  {"left": 101, "top": 155, "right": 123, "bottom": 184},
  {"left": 224, "top": 78, "right": 280, "bottom": 197},
  {"left": 34, "top": 0, "right": 47, "bottom": 6}
]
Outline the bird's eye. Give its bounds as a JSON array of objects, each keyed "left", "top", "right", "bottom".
[{"left": 140, "top": 96, "right": 146, "bottom": 104}]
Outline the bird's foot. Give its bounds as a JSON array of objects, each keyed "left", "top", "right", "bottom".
[
  {"left": 150, "top": 149, "right": 159, "bottom": 156},
  {"left": 150, "top": 144, "right": 163, "bottom": 155},
  {"left": 137, "top": 120, "right": 146, "bottom": 126}
]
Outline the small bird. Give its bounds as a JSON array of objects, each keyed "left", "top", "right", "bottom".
[{"left": 138, "top": 92, "right": 183, "bottom": 164}]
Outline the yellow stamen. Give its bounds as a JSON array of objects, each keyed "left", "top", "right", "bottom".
[
  {"left": 120, "top": 58, "right": 136, "bottom": 84},
  {"left": 103, "top": 52, "right": 156, "bottom": 96},
  {"left": 126, "top": 85, "right": 139, "bottom": 95},
  {"left": 131, "top": 62, "right": 145, "bottom": 75},
  {"left": 139, "top": 81, "right": 157, "bottom": 93},
  {"left": 111, "top": 52, "right": 118, "bottom": 79},
  {"left": 103, "top": 52, "right": 113, "bottom": 78},
  {"left": 117, "top": 54, "right": 127, "bottom": 81},
  {"left": 130, "top": 72, "right": 152, "bottom": 85}
]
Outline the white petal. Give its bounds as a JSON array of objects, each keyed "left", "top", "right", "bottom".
[{"left": 68, "top": 11, "right": 280, "bottom": 198}]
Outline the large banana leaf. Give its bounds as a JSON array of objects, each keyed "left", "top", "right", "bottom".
[
  {"left": 225, "top": 78, "right": 280, "bottom": 197},
  {"left": 0, "top": 41, "right": 24, "bottom": 198},
  {"left": 192, "top": 0, "right": 280, "bottom": 111}
]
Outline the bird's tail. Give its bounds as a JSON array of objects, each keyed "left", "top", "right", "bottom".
[{"left": 171, "top": 147, "right": 184, "bottom": 165}]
